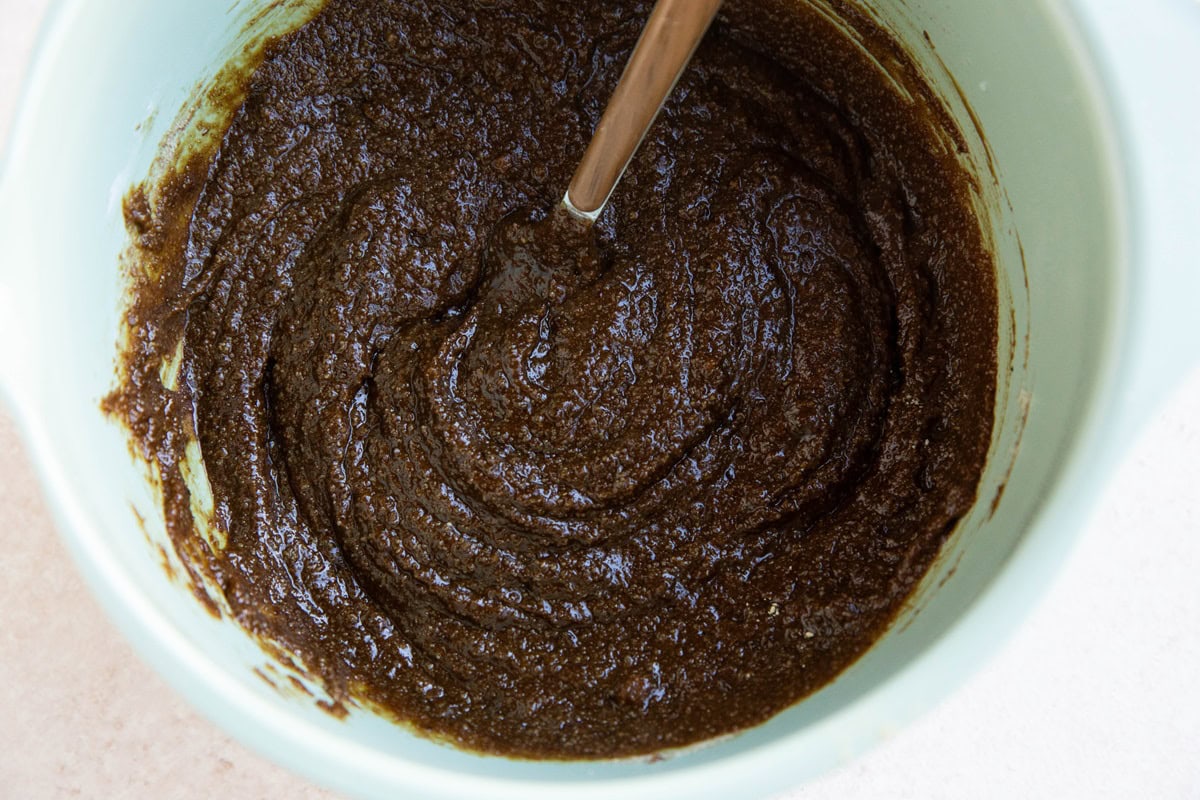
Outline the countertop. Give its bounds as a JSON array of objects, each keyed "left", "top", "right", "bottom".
[{"left": 1, "top": 1, "right": 1197, "bottom": 797}]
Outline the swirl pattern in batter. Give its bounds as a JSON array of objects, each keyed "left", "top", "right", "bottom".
[{"left": 110, "top": 0, "right": 997, "bottom": 758}]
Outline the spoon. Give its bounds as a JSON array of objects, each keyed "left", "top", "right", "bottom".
[
  {"left": 563, "top": 0, "right": 725, "bottom": 222},
  {"left": 483, "top": 0, "right": 723, "bottom": 305}
]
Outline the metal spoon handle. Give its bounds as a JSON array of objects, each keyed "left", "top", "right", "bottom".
[{"left": 564, "top": 0, "right": 724, "bottom": 221}]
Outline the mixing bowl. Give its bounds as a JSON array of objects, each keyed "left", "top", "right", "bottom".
[{"left": 1, "top": 0, "right": 1196, "bottom": 797}]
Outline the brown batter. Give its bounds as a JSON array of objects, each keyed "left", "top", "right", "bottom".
[{"left": 109, "top": 0, "right": 997, "bottom": 759}]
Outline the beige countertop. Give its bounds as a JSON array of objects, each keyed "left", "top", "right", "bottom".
[{"left": 2, "top": 1, "right": 1198, "bottom": 798}]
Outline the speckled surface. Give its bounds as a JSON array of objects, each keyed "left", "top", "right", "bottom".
[{"left": 1, "top": 1, "right": 1198, "bottom": 797}]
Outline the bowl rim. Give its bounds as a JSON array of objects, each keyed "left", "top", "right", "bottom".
[{"left": 0, "top": 1, "right": 1134, "bottom": 797}]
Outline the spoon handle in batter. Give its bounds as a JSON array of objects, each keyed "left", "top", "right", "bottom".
[{"left": 564, "top": 0, "right": 724, "bottom": 221}]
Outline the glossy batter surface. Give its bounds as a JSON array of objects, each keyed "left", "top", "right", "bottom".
[{"left": 110, "top": 0, "right": 997, "bottom": 758}]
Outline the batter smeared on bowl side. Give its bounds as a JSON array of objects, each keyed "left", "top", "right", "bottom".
[{"left": 108, "top": 0, "right": 998, "bottom": 758}]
